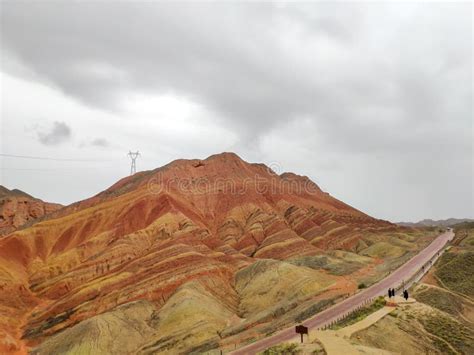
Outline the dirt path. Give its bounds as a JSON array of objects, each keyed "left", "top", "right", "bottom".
[
  {"left": 313, "top": 330, "right": 395, "bottom": 355},
  {"left": 417, "top": 282, "right": 474, "bottom": 306},
  {"left": 338, "top": 306, "right": 395, "bottom": 337},
  {"left": 231, "top": 230, "right": 454, "bottom": 354},
  {"left": 282, "top": 304, "right": 397, "bottom": 355}
]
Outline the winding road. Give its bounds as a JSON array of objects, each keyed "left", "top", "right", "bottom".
[{"left": 231, "top": 229, "right": 454, "bottom": 354}]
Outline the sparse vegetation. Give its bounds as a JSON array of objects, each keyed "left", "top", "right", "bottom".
[
  {"left": 310, "top": 339, "right": 326, "bottom": 354},
  {"left": 330, "top": 296, "right": 386, "bottom": 329},
  {"left": 288, "top": 255, "right": 363, "bottom": 276},
  {"left": 360, "top": 241, "right": 406, "bottom": 259},
  {"left": 413, "top": 286, "right": 463, "bottom": 317},
  {"left": 262, "top": 343, "right": 300, "bottom": 355},
  {"left": 294, "top": 298, "right": 335, "bottom": 323},
  {"left": 435, "top": 251, "right": 474, "bottom": 297},
  {"left": 420, "top": 312, "right": 474, "bottom": 354}
]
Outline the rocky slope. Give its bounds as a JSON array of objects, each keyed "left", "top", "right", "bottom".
[
  {"left": 0, "top": 153, "right": 433, "bottom": 354},
  {"left": 0, "top": 186, "right": 62, "bottom": 237}
]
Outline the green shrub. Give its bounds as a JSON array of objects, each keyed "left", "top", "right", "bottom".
[
  {"left": 330, "top": 296, "right": 386, "bottom": 329},
  {"left": 263, "top": 343, "right": 301, "bottom": 355},
  {"left": 358, "top": 283, "right": 367, "bottom": 289}
]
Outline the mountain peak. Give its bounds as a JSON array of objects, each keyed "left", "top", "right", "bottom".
[{"left": 205, "top": 151, "right": 243, "bottom": 161}]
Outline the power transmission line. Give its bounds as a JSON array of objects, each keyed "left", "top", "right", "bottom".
[
  {"left": 0, "top": 153, "right": 115, "bottom": 162},
  {"left": 1, "top": 152, "right": 144, "bottom": 175},
  {"left": 0, "top": 168, "right": 58, "bottom": 171}
]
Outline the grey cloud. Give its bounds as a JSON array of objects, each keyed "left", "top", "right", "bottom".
[
  {"left": 1, "top": 2, "right": 472, "bottom": 220},
  {"left": 90, "top": 138, "right": 109, "bottom": 147},
  {"left": 1, "top": 3, "right": 470, "bottom": 140},
  {"left": 37, "top": 121, "right": 71, "bottom": 145},
  {"left": 0, "top": 3, "right": 367, "bottom": 130}
]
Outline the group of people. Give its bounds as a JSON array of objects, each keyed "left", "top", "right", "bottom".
[{"left": 387, "top": 288, "right": 410, "bottom": 300}]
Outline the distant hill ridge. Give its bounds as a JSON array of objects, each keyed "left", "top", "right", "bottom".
[
  {"left": 0, "top": 185, "right": 62, "bottom": 236},
  {"left": 397, "top": 218, "right": 474, "bottom": 227}
]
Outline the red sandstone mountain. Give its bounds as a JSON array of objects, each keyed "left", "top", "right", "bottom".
[
  {"left": 0, "top": 186, "right": 62, "bottom": 237},
  {"left": 0, "top": 153, "right": 409, "bottom": 353}
]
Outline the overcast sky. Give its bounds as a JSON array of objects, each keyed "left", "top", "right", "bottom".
[{"left": 0, "top": 1, "right": 472, "bottom": 222}]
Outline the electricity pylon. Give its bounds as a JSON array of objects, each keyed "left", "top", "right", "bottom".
[{"left": 127, "top": 151, "right": 140, "bottom": 175}]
